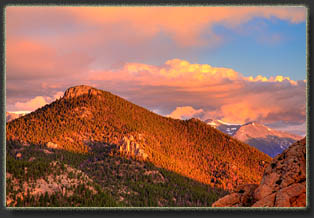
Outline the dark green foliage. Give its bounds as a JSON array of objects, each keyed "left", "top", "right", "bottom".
[
  {"left": 6, "top": 154, "right": 52, "bottom": 181},
  {"left": 6, "top": 143, "right": 227, "bottom": 207},
  {"left": 79, "top": 145, "right": 227, "bottom": 207}
]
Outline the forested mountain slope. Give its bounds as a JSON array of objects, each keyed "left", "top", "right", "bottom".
[{"left": 6, "top": 85, "right": 271, "bottom": 195}]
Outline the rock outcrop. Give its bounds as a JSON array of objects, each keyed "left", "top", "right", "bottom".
[
  {"left": 15, "top": 152, "right": 22, "bottom": 159},
  {"left": 46, "top": 142, "right": 58, "bottom": 149},
  {"left": 118, "top": 135, "right": 148, "bottom": 160},
  {"left": 63, "top": 85, "right": 103, "bottom": 99},
  {"left": 212, "top": 138, "right": 306, "bottom": 207}
]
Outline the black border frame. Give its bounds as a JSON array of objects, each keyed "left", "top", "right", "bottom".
[{"left": 0, "top": 0, "right": 312, "bottom": 217}]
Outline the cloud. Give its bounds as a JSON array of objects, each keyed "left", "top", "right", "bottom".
[
  {"left": 87, "top": 59, "right": 305, "bottom": 128},
  {"left": 89, "top": 59, "right": 299, "bottom": 88},
  {"left": 6, "top": 6, "right": 305, "bottom": 49},
  {"left": 88, "top": 59, "right": 243, "bottom": 89},
  {"left": 52, "top": 91, "right": 64, "bottom": 100},
  {"left": 7, "top": 56, "right": 305, "bottom": 129},
  {"left": 245, "top": 75, "right": 298, "bottom": 85},
  {"left": 64, "top": 6, "right": 306, "bottom": 46},
  {"left": 5, "top": 6, "right": 306, "bottom": 89},
  {"left": 6, "top": 57, "right": 305, "bottom": 135},
  {"left": 167, "top": 106, "right": 204, "bottom": 120},
  {"left": 14, "top": 91, "right": 64, "bottom": 112},
  {"left": 15, "top": 96, "right": 49, "bottom": 111},
  {"left": 5, "top": 6, "right": 306, "bottom": 133},
  {"left": 267, "top": 121, "right": 306, "bottom": 137},
  {"left": 6, "top": 39, "right": 94, "bottom": 80}
]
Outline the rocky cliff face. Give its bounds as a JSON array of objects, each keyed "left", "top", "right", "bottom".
[
  {"left": 212, "top": 137, "right": 306, "bottom": 207},
  {"left": 118, "top": 134, "right": 148, "bottom": 160},
  {"left": 63, "top": 85, "right": 103, "bottom": 99}
]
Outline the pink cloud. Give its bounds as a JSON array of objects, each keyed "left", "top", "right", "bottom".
[
  {"left": 6, "top": 56, "right": 305, "bottom": 133},
  {"left": 167, "top": 106, "right": 204, "bottom": 120},
  {"left": 6, "top": 38, "right": 93, "bottom": 80},
  {"left": 5, "top": 6, "right": 305, "bottom": 134},
  {"left": 14, "top": 91, "right": 64, "bottom": 112},
  {"left": 5, "top": 6, "right": 306, "bottom": 93},
  {"left": 15, "top": 96, "right": 49, "bottom": 111},
  {"left": 88, "top": 59, "right": 243, "bottom": 90},
  {"left": 89, "top": 59, "right": 299, "bottom": 89},
  {"left": 88, "top": 59, "right": 305, "bottom": 126},
  {"left": 65, "top": 6, "right": 306, "bottom": 46},
  {"left": 6, "top": 6, "right": 306, "bottom": 48}
]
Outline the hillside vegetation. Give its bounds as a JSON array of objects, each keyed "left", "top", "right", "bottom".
[
  {"left": 6, "top": 85, "right": 271, "bottom": 198},
  {"left": 6, "top": 142, "right": 227, "bottom": 207}
]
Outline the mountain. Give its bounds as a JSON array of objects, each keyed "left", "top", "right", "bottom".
[
  {"left": 205, "top": 119, "right": 302, "bottom": 157},
  {"left": 204, "top": 119, "right": 242, "bottom": 136},
  {"left": 212, "top": 137, "right": 306, "bottom": 207},
  {"left": 6, "top": 112, "right": 28, "bottom": 122},
  {"left": 6, "top": 85, "right": 272, "bottom": 207}
]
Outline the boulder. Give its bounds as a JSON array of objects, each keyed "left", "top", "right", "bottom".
[
  {"left": 274, "top": 182, "right": 306, "bottom": 207},
  {"left": 253, "top": 183, "right": 273, "bottom": 201},
  {"left": 252, "top": 193, "right": 276, "bottom": 207},
  {"left": 212, "top": 184, "right": 258, "bottom": 207},
  {"left": 212, "top": 193, "right": 242, "bottom": 207},
  {"left": 212, "top": 138, "right": 306, "bottom": 207}
]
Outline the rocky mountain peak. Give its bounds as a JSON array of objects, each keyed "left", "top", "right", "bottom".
[
  {"left": 212, "top": 137, "right": 306, "bottom": 207},
  {"left": 63, "top": 85, "right": 102, "bottom": 99}
]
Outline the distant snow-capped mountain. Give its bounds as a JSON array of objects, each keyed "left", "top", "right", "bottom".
[
  {"left": 204, "top": 119, "right": 303, "bottom": 157},
  {"left": 204, "top": 119, "right": 242, "bottom": 136}
]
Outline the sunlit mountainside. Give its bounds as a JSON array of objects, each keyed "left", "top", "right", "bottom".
[
  {"left": 5, "top": 6, "right": 306, "bottom": 209},
  {"left": 6, "top": 85, "right": 272, "bottom": 207}
]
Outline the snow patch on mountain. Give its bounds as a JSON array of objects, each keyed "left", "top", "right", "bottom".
[{"left": 204, "top": 118, "right": 303, "bottom": 157}]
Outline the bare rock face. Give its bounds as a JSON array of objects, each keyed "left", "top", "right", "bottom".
[
  {"left": 118, "top": 135, "right": 148, "bottom": 160},
  {"left": 63, "top": 85, "right": 102, "bottom": 99},
  {"left": 212, "top": 138, "right": 306, "bottom": 207},
  {"left": 212, "top": 184, "right": 258, "bottom": 207},
  {"left": 46, "top": 142, "right": 58, "bottom": 149}
]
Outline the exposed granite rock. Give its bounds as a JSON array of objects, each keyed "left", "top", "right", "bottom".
[
  {"left": 212, "top": 184, "right": 258, "bottom": 207},
  {"left": 46, "top": 142, "right": 58, "bottom": 149},
  {"left": 63, "top": 85, "right": 102, "bottom": 99},
  {"left": 212, "top": 138, "right": 306, "bottom": 207},
  {"left": 212, "top": 193, "right": 242, "bottom": 207},
  {"left": 118, "top": 135, "right": 148, "bottom": 160}
]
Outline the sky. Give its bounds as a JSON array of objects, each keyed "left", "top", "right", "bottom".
[{"left": 5, "top": 6, "right": 307, "bottom": 136}]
